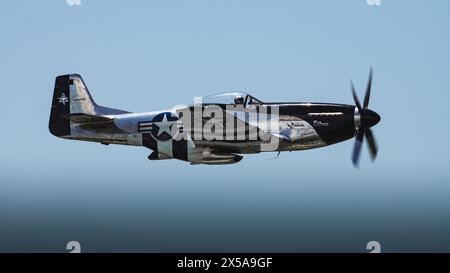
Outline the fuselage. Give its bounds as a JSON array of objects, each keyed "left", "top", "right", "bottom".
[
  {"left": 50, "top": 74, "right": 379, "bottom": 165},
  {"left": 67, "top": 102, "right": 357, "bottom": 154}
]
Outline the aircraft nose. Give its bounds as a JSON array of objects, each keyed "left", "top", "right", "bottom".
[{"left": 362, "top": 109, "right": 381, "bottom": 128}]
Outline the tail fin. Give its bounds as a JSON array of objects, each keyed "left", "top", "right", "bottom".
[
  {"left": 49, "top": 75, "right": 71, "bottom": 137},
  {"left": 49, "top": 74, "right": 128, "bottom": 137}
]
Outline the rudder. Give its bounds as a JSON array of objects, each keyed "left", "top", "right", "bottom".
[{"left": 49, "top": 75, "right": 71, "bottom": 137}]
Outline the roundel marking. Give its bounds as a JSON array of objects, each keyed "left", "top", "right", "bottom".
[{"left": 150, "top": 112, "right": 178, "bottom": 141}]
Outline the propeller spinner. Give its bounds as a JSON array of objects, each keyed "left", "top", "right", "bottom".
[{"left": 351, "top": 68, "right": 381, "bottom": 167}]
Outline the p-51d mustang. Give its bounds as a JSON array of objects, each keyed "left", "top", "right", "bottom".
[{"left": 49, "top": 70, "right": 380, "bottom": 167}]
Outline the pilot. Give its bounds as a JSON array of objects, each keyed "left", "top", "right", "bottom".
[{"left": 234, "top": 95, "right": 244, "bottom": 105}]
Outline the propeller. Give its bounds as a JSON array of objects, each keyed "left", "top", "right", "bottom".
[{"left": 351, "top": 68, "right": 381, "bottom": 167}]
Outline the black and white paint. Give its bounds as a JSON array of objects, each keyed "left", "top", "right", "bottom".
[{"left": 49, "top": 73, "right": 380, "bottom": 166}]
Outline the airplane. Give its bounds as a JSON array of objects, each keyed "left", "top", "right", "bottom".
[{"left": 49, "top": 69, "right": 380, "bottom": 167}]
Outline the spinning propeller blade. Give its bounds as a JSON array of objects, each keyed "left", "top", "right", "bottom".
[{"left": 351, "top": 68, "right": 380, "bottom": 168}]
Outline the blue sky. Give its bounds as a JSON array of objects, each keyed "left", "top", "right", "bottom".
[{"left": 1, "top": 0, "right": 450, "bottom": 252}]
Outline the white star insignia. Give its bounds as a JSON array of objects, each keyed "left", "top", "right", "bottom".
[
  {"left": 58, "top": 93, "right": 69, "bottom": 105},
  {"left": 154, "top": 114, "right": 175, "bottom": 137}
]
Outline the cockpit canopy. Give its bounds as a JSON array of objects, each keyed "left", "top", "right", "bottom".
[{"left": 198, "top": 92, "right": 262, "bottom": 106}]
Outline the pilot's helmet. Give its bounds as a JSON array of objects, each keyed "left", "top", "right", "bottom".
[{"left": 234, "top": 95, "right": 244, "bottom": 105}]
